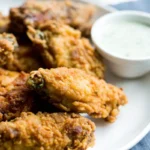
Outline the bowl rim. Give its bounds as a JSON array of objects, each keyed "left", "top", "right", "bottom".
[{"left": 91, "top": 10, "right": 150, "bottom": 61}]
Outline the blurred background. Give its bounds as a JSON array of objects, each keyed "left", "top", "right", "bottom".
[
  {"left": 0, "top": 0, "right": 149, "bottom": 14},
  {"left": 87, "top": 0, "right": 149, "bottom": 12},
  {"left": 0, "top": 0, "right": 149, "bottom": 15}
]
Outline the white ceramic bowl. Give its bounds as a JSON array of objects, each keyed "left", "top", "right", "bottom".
[{"left": 91, "top": 11, "right": 150, "bottom": 78}]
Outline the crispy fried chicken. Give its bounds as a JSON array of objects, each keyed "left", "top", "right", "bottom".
[
  {"left": 27, "top": 21, "right": 104, "bottom": 78},
  {"left": 27, "top": 67, "right": 127, "bottom": 122},
  {"left": 0, "top": 112, "right": 95, "bottom": 150},
  {"left": 0, "top": 33, "right": 43, "bottom": 72},
  {"left": 9, "top": 0, "right": 96, "bottom": 37}
]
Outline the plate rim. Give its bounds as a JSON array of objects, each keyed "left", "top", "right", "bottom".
[{"left": 120, "top": 122, "right": 150, "bottom": 150}]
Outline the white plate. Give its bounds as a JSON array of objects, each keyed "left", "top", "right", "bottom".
[
  {"left": 1, "top": 1, "right": 150, "bottom": 150},
  {"left": 89, "top": 70, "right": 150, "bottom": 150}
]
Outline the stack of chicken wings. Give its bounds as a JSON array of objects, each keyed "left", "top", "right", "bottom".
[{"left": 0, "top": 0, "right": 128, "bottom": 150}]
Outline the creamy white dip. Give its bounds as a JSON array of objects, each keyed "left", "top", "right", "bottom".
[{"left": 100, "top": 20, "right": 150, "bottom": 58}]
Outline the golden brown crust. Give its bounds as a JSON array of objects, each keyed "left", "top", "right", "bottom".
[
  {"left": 0, "top": 68, "right": 38, "bottom": 121},
  {"left": 0, "top": 33, "right": 17, "bottom": 67},
  {"left": 27, "top": 68, "right": 127, "bottom": 123},
  {"left": 0, "top": 67, "right": 63, "bottom": 121},
  {"left": 0, "top": 33, "right": 43, "bottom": 72},
  {"left": 27, "top": 21, "right": 104, "bottom": 78},
  {"left": 9, "top": 0, "right": 96, "bottom": 37},
  {"left": 12, "top": 44, "right": 44, "bottom": 72},
  {"left": 0, "top": 112, "right": 95, "bottom": 150}
]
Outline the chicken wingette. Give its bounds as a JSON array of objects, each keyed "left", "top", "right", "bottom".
[
  {"left": 9, "top": 0, "right": 96, "bottom": 37},
  {"left": 0, "top": 112, "right": 95, "bottom": 150},
  {"left": 27, "top": 21, "right": 104, "bottom": 78}
]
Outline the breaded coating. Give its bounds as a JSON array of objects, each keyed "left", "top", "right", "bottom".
[
  {"left": 0, "top": 33, "right": 17, "bottom": 67},
  {"left": 0, "top": 68, "right": 38, "bottom": 121},
  {"left": 27, "top": 68, "right": 128, "bottom": 123},
  {"left": 9, "top": 0, "right": 96, "bottom": 37},
  {"left": 0, "top": 33, "right": 43, "bottom": 72},
  {"left": 0, "top": 13, "right": 9, "bottom": 33},
  {"left": 0, "top": 68, "right": 20, "bottom": 92},
  {"left": 0, "top": 112, "right": 95, "bottom": 150},
  {"left": 11, "top": 44, "right": 44, "bottom": 72},
  {"left": 0, "top": 68, "right": 60, "bottom": 121},
  {"left": 27, "top": 21, "right": 104, "bottom": 78}
]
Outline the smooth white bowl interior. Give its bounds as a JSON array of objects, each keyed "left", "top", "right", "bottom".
[{"left": 91, "top": 11, "right": 150, "bottom": 61}]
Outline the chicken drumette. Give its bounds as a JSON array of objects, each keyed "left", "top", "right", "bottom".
[{"left": 27, "top": 67, "right": 127, "bottom": 122}]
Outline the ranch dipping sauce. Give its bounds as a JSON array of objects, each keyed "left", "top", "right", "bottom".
[
  {"left": 100, "top": 20, "right": 150, "bottom": 58},
  {"left": 92, "top": 11, "right": 150, "bottom": 78}
]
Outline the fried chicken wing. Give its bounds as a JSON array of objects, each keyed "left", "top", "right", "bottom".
[
  {"left": 0, "top": 33, "right": 43, "bottom": 72},
  {"left": 27, "top": 68, "right": 127, "bottom": 123},
  {"left": 27, "top": 21, "right": 104, "bottom": 78},
  {"left": 9, "top": 0, "right": 96, "bottom": 37},
  {"left": 0, "top": 68, "right": 61, "bottom": 121},
  {"left": 0, "top": 68, "right": 38, "bottom": 121},
  {"left": 0, "top": 112, "right": 95, "bottom": 150}
]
